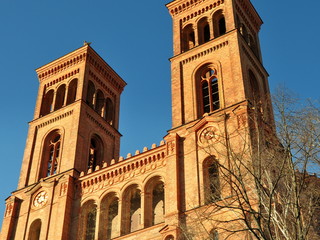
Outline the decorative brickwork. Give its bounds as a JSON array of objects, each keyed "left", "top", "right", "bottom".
[{"left": 1, "top": 1, "right": 275, "bottom": 239}]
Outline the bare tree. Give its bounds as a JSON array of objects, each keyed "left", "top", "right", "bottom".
[{"left": 180, "top": 87, "right": 320, "bottom": 240}]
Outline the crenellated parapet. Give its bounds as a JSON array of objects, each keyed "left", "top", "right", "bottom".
[{"left": 77, "top": 141, "right": 167, "bottom": 196}]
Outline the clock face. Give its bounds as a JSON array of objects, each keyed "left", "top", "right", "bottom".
[
  {"left": 199, "top": 126, "right": 218, "bottom": 145},
  {"left": 33, "top": 191, "right": 48, "bottom": 208}
]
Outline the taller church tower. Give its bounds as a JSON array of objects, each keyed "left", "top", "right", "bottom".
[
  {"left": 164, "top": 0, "right": 275, "bottom": 237},
  {"left": 1, "top": 1, "right": 275, "bottom": 239}
]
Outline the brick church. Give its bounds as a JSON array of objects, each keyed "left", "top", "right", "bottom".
[{"left": 1, "top": 0, "right": 275, "bottom": 239}]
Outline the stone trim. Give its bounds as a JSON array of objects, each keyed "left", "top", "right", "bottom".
[
  {"left": 87, "top": 54, "right": 125, "bottom": 92},
  {"left": 38, "top": 54, "right": 86, "bottom": 80},
  {"left": 44, "top": 69, "right": 80, "bottom": 88},
  {"left": 241, "top": 44, "right": 266, "bottom": 80},
  {"left": 181, "top": 40, "right": 228, "bottom": 65},
  {"left": 180, "top": 0, "right": 224, "bottom": 23},
  {"left": 77, "top": 146, "right": 167, "bottom": 196},
  {"left": 236, "top": 0, "right": 261, "bottom": 31},
  {"left": 88, "top": 70, "right": 116, "bottom": 98},
  {"left": 86, "top": 112, "right": 116, "bottom": 139},
  {"left": 36, "top": 110, "right": 74, "bottom": 129},
  {"left": 168, "top": 0, "right": 224, "bottom": 17}
]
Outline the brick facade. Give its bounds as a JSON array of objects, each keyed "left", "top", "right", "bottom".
[{"left": 1, "top": 0, "right": 275, "bottom": 239}]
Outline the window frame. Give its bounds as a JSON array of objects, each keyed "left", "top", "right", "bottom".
[{"left": 198, "top": 66, "right": 221, "bottom": 116}]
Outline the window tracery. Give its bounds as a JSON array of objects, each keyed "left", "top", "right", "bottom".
[
  {"left": 203, "top": 158, "right": 221, "bottom": 204},
  {"left": 198, "top": 67, "right": 220, "bottom": 115},
  {"left": 40, "top": 130, "right": 61, "bottom": 179}
]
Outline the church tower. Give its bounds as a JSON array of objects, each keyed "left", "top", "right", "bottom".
[
  {"left": 1, "top": 44, "right": 126, "bottom": 240},
  {"left": 1, "top": 0, "right": 276, "bottom": 239},
  {"left": 164, "top": 0, "right": 275, "bottom": 238}
]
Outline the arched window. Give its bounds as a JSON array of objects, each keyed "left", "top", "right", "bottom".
[
  {"left": 79, "top": 200, "right": 97, "bottom": 240},
  {"left": 165, "top": 235, "right": 175, "bottom": 240},
  {"left": 144, "top": 177, "right": 165, "bottom": 227},
  {"left": 248, "top": 34, "right": 258, "bottom": 56},
  {"left": 95, "top": 90, "right": 104, "bottom": 116},
  {"left": 105, "top": 98, "right": 114, "bottom": 125},
  {"left": 235, "top": 15, "right": 241, "bottom": 28},
  {"left": 203, "top": 158, "right": 220, "bottom": 204},
  {"left": 66, "top": 78, "right": 78, "bottom": 105},
  {"left": 86, "top": 81, "right": 95, "bottom": 108},
  {"left": 198, "top": 67, "right": 220, "bottom": 116},
  {"left": 28, "top": 219, "right": 41, "bottom": 240},
  {"left": 213, "top": 11, "right": 226, "bottom": 38},
  {"left": 182, "top": 24, "right": 195, "bottom": 52},
  {"left": 240, "top": 24, "right": 248, "bottom": 42},
  {"left": 87, "top": 135, "right": 103, "bottom": 171},
  {"left": 198, "top": 17, "right": 210, "bottom": 45},
  {"left": 40, "top": 89, "right": 54, "bottom": 116},
  {"left": 209, "top": 229, "right": 219, "bottom": 240},
  {"left": 40, "top": 130, "right": 61, "bottom": 179},
  {"left": 152, "top": 183, "right": 165, "bottom": 225},
  {"left": 122, "top": 185, "right": 142, "bottom": 235},
  {"left": 248, "top": 70, "right": 261, "bottom": 105},
  {"left": 100, "top": 193, "right": 120, "bottom": 239},
  {"left": 54, "top": 84, "right": 66, "bottom": 110},
  {"left": 218, "top": 17, "right": 226, "bottom": 36}
]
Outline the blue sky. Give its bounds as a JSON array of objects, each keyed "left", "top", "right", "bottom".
[{"left": 0, "top": 0, "right": 319, "bottom": 227}]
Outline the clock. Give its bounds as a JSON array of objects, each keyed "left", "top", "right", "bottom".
[
  {"left": 33, "top": 191, "right": 48, "bottom": 208},
  {"left": 199, "top": 126, "right": 218, "bottom": 145}
]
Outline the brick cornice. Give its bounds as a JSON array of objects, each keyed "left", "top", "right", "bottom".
[
  {"left": 235, "top": 0, "right": 262, "bottom": 31},
  {"left": 167, "top": 0, "right": 224, "bottom": 17},
  {"left": 36, "top": 46, "right": 88, "bottom": 81}
]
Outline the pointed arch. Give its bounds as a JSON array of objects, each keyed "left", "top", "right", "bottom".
[{"left": 66, "top": 78, "right": 78, "bottom": 105}]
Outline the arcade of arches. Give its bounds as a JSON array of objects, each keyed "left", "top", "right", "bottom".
[{"left": 79, "top": 177, "right": 165, "bottom": 240}]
